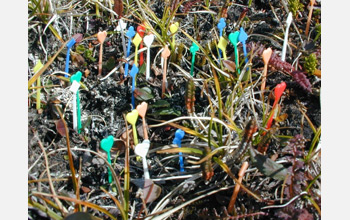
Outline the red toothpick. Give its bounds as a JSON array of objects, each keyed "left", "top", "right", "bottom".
[
  {"left": 266, "top": 82, "right": 286, "bottom": 129},
  {"left": 137, "top": 25, "right": 146, "bottom": 66}
]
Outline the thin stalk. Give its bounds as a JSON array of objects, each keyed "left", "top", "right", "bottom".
[
  {"left": 122, "top": 114, "right": 130, "bottom": 218},
  {"left": 212, "top": 67, "right": 223, "bottom": 146},
  {"left": 55, "top": 106, "right": 78, "bottom": 194}
]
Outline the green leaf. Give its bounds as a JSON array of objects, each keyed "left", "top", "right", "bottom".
[
  {"left": 149, "top": 108, "right": 181, "bottom": 117},
  {"left": 134, "top": 87, "right": 154, "bottom": 101},
  {"left": 138, "top": 63, "right": 146, "bottom": 75},
  {"left": 150, "top": 100, "right": 170, "bottom": 108},
  {"left": 249, "top": 147, "right": 288, "bottom": 180}
]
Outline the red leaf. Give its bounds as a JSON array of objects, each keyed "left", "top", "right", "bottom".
[
  {"left": 55, "top": 119, "right": 67, "bottom": 137},
  {"left": 113, "top": 0, "right": 123, "bottom": 19}
]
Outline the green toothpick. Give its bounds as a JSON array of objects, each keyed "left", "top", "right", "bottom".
[
  {"left": 100, "top": 135, "right": 114, "bottom": 183},
  {"left": 228, "top": 31, "right": 240, "bottom": 74},
  {"left": 190, "top": 42, "right": 199, "bottom": 77}
]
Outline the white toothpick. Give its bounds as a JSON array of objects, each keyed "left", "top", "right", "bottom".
[
  {"left": 281, "top": 12, "right": 293, "bottom": 61},
  {"left": 135, "top": 140, "right": 151, "bottom": 179},
  {"left": 143, "top": 34, "right": 155, "bottom": 80}
]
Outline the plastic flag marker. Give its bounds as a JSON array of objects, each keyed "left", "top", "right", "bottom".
[
  {"left": 161, "top": 45, "right": 171, "bottom": 98},
  {"left": 33, "top": 61, "right": 44, "bottom": 110},
  {"left": 228, "top": 31, "right": 240, "bottom": 74},
  {"left": 143, "top": 34, "right": 155, "bottom": 80},
  {"left": 126, "top": 109, "right": 139, "bottom": 146},
  {"left": 124, "top": 26, "right": 136, "bottom": 77},
  {"left": 97, "top": 31, "right": 107, "bottom": 76},
  {"left": 281, "top": 12, "right": 292, "bottom": 61},
  {"left": 137, "top": 25, "right": 146, "bottom": 66},
  {"left": 100, "top": 135, "right": 114, "bottom": 183},
  {"left": 261, "top": 48, "right": 272, "bottom": 97},
  {"left": 218, "top": 37, "right": 228, "bottom": 60},
  {"left": 134, "top": 140, "right": 150, "bottom": 179},
  {"left": 69, "top": 71, "right": 82, "bottom": 133},
  {"left": 132, "top": 33, "right": 142, "bottom": 66},
  {"left": 129, "top": 64, "right": 139, "bottom": 109},
  {"left": 190, "top": 42, "right": 199, "bottom": 77},
  {"left": 172, "top": 129, "right": 185, "bottom": 172}
]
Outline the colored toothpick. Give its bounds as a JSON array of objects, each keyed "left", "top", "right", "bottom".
[
  {"left": 100, "top": 135, "right": 114, "bottom": 183},
  {"left": 281, "top": 12, "right": 292, "bottom": 62},
  {"left": 129, "top": 64, "right": 139, "bottom": 109},
  {"left": 125, "top": 26, "right": 136, "bottom": 77},
  {"left": 161, "top": 45, "right": 171, "bottom": 98},
  {"left": 228, "top": 31, "right": 241, "bottom": 74},
  {"left": 144, "top": 34, "right": 155, "bottom": 80},
  {"left": 97, "top": 31, "right": 107, "bottom": 76},
  {"left": 126, "top": 109, "right": 139, "bottom": 146},
  {"left": 218, "top": 37, "right": 228, "bottom": 60},
  {"left": 117, "top": 19, "right": 127, "bottom": 59},
  {"left": 65, "top": 39, "right": 76, "bottom": 77},
  {"left": 266, "top": 82, "right": 287, "bottom": 129},
  {"left": 33, "top": 61, "right": 44, "bottom": 110},
  {"left": 172, "top": 129, "right": 185, "bottom": 172},
  {"left": 217, "top": 18, "right": 226, "bottom": 59},
  {"left": 238, "top": 27, "right": 249, "bottom": 65},
  {"left": 169, "top": 22, "right": 179, "bottom": 51},
  {"left": 137, "top": 25, "right": 146, "bottom": 66},
  {"left": 228, "top": 161, "right": 249, "bottom": 214},
  {"left": 136, "top": 102, "right": 149, "bottom": 140},
  {"left": 217, "top": 18, "right": 226, "bottom": 38},
  {"left": 190, "top": 42, "right": 199, "bottom": 77},
  {"left": 132, "top": 33, "right": 142, "bottom": 66},
  {"left": 69, "top": 71, "right": 82, "bottom": 133},
  {"left": 305, "top": 0, "right": 315, "bottom": 37},
  {"left": 261, "top": 48, "right": 272, "bottom": 98},
  {"left": 134, "top": 139, "right": 150, "bottom": 179}
]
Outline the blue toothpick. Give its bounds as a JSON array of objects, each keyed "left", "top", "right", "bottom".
[
  {"left": 124, "top": 26, "right": 136, "bottom": 77},
  {"left": 172, "top": 129, "right": 185, "bottom": 172},
  {"left": 129, "top": 64, "right": 139, "bottom": 109},
  {"left": 238, "top": 27, "right": 248, "bottom": 65},
  {"left": 65, "top": 38, "right": 76, "bottom": 77}
]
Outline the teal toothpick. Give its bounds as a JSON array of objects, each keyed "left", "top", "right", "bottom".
[
  {"left": 190, "top": 42, "right": 199, "bottom": 77},
  {"left": 228, "top": 31, "right": 240, "bottom": 74},
  {"left": 100, "top": 135, "right": 114, "bottom": 183}
]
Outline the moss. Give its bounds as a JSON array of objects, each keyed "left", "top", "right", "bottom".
[
  {"left": 303, "top": 53, "right": 317, "bottom": 75},
  {"left": 288, "top": 0, "right": 304, "bottom": 17}
]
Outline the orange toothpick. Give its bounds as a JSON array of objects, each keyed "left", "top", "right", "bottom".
[
  {"left": 305, "top": 0, "right": 316, "bottom": 37},
  {"left": 261, "top": 48, "right": 272, "bottom": 98},
  {"left": 228, "top": 161, "right": 249, "bottom": 214},
  {"left": 97, "top": 31, "right": 107, "bottom": 76}
]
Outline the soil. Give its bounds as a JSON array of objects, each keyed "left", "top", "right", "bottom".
[{"left": 28, "top": 0, "right": 321, "bottom": 219}]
